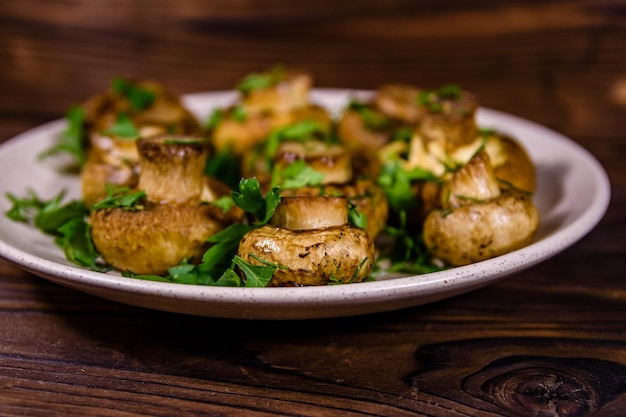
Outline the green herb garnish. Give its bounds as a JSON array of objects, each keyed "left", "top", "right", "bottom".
[
  {"left": 112, "top": 77, "right": 156, "bottom": 111},
  {"left": 232, "top": 177, "right": 280, "bottom": 225},
  {"left": 232, "top": 255, "right": 276, "bottom": 288},
  {"left": 38, "top": 106, "right": 86, "bottom": 166},
  {"left": 418, "top": 84, "right": 462, "bottom": 113},
  {"left": 273, "top": 160, "right": 324, "bottom": 189},
  {"left": 348, "top": 201, "right": 368, "bottom": 230},
  {"left": 377, "top": 161, "right": 439, "bottom": 213},
  {"left": 236, "top": 64, "right": 285, "bottom": 95},
  {"left": 205, "top": 108, "right": 223, "bottom": 130},
  {"left": 231, "top": 105, "right": 248, "bottom": 122},
  {"left": 4, "top": 190, "right": 101, "bottom": 270},
  {"left": 102, "top": 113, "right": 139, "bottom": 139},
  {"left": 348, "top": 101, "right": 393, "bottom": 131},
  {"left": 91, "top": 184, "right": 146, "bottom": 211},
  {"left": 56, "top": 218, "right": 100, "bottom": 269}
]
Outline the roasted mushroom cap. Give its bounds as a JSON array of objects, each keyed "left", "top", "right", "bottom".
[
  {"left": 417, "top": 88, "right": 479, "bottom": 150},
  {"left": 375, "top": 84, "right": 425, "bottom": 124},
  {"left": 490, "top": 134, "right": 536, "bottom": 193},
  {"left": 90, "top": 135, "right": 241, "bottom": 275},
  {"left": 238, "top": 196, "right": 376, "bottom": 286},
  {"left": 90, "top": 203, "right": 233, "bottom": 275},
  {"left": 423, "top": 151, "right": 539, "bottom": 266}
]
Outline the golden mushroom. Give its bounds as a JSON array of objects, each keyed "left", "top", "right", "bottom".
[{"left": 237, "top": 196, "right": 376, "bottom": 286}]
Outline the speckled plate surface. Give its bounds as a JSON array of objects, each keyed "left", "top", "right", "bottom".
[{"left": 0, "top": 89, "right": 611, "bottom": 320}]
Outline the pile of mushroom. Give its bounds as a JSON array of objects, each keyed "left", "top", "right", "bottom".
[
  {"left": 60, "top": 67, "right": 540, "bottom": 284},
  {"left": 339, "top": 83, "right": 539, "bottom": 266}
]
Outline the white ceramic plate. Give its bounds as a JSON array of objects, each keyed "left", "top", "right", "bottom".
[{"left": 0, "top": 89, "right": 611, "bottom": 320}]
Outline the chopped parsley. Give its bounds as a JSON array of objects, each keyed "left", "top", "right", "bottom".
[
  {"left": 236, "top": 64, "right": 285, "bottom": 95},
  {"left": 348, "top": 100, "right": 393, "bottom": 131},
  {"left": 418, "top": 84, "right": 462, "bottom": 113},
  {"left": 232, "top": 177, "right": 280, "bottom": 225},
  {"left": 4, "top": 189, "right": 101, "bottom": 270},
  {"left": 376, "top": 161, "right": 439, "bottom": 213},
  {"left": 91, "top": 184, "right": 146, "bottom": 211},
  {"left": 38, "top": 106, "right": 86, "bottom": 166},
  {"left": 205, "top": 108, "right": 223, "bottom": 130},
  {"left": 231, "top": 105, "right": 248, "bottom": 122},
  {"left": 102, "top": 113, "right": 139, "bottom": 139},
  {"left": 272, "top": 160, "right": 324, "bottom": 189},
  {"left": 112, "top": 77, "right": 156, "bottom": 112}
]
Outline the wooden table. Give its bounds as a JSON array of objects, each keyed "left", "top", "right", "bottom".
[{"left": 1, "top": 1, "right": 624, "bottom": 415}]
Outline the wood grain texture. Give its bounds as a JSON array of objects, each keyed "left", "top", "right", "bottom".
[{"left": 1, "top": 1, "right": 625, "bottom": 416}]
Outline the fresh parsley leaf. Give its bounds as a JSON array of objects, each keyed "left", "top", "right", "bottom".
[
  {"left": 479, "top": 127, "right": 497, "bottom": 138},
  {"left": 390, "top": 126, "right": 414, "bottom": 143},
  {"left": 5, "top": 189, "right": 89, "bottom": 235},
  {"left": 348, "top": 202, "right": 368, "bottom": 230},
  {"left": 5, "top": 189, "right": 103, "bottom": 270},
  {"left": 267, "top": 120, "right": 326, "bottom": 152},
  {"left": 232, "top": 178, "right": 280, "bottom": 224},
  {"left": 102, "top": 113, "right": 139, "bottom": 139},
  {"left": 274, "top": 160, "right": 324, "bottom": 189},
  {"left": 231, "top": 105, "right": 247, "bottom": 122},
  {"left": 91, "top": 184, "right": 146, "bottom": 211},
  {"left": 205, "top": 108, "right": 223, "bottom": 130},
  {"left": 55, "top": 218, "right": 100, "bottom": 269},
  {"left": 5, "top": 189, "right": 47, "bottom": 222},
  {"left": 418, "top": 84, "right": 462, "bottom": 113},
  {"left": 437, "top": 84, "right": 462, "bottom": 99},
  {"left": 377, "top": 162, "right": 438, "bottom": 213},
  {"left": 232, "top": 255, "right": 275, "bottom": 288},
  {"left": 348, "top": 101, "right": 393, "bottom": 131},
  {"left": 112, "top": 77, "right": 156, "bottom": 111},
  {"left": 213, "top": 195, "right": 236, "bottom": 213},
  {"left": 38, "top": 106, "right": 86, "bottom": 166},
  {"left": 202, "top": 223, "right": 256, "bottom": 272},
  {"left": 34, "top": 196, "right": 89, "bottom": 235},
  {"left": 167, "top": 262, "right": 201, "bottom": 285},
  {"left": 235, "top": 64, "right": 285, "bottom": 95},
  {"left": 214, "top": 268, "right": 243, "bottom": 286}
]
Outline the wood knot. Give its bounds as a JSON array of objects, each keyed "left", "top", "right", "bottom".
[
  {"left": 405, "top": 338, "right": 626, "bottom": 416},
  {"left": 480, "top": 366, "right": 597, "bottom": 416}
]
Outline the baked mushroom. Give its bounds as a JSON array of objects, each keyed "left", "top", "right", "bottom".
[
  {"left": 80, "top": 78, "right": 202, "bottom": 206},
  {"left": 375, "top": 83, "right": 426, "bottom": 124},
  {"left": 210, "top": 67, "right": 332, "bottom": 157},
  {"left": 423, "top": 150, "right": 539, "bottom": 266},
  {"left": 337, "top": 100, "right": 404, "bottom": 175},
  {"left": 417, "top": 85, "right": 479, "bottom": 149},
  {"left": 90, "top": 135, "right": 241, "bottom": 275},
  {"left": 245, "top": 135, "right": 389, "bottom": 239},
  {"left": 237, "top": 196, "right": 375, "bottom": 286}
]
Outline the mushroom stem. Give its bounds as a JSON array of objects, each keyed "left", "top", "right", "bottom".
[
  {"left": 137, "top": 135, "right": 208, "bottom": 204},
  {"left": 269, "top": 196, "right": 348, "bottom": 230}
]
